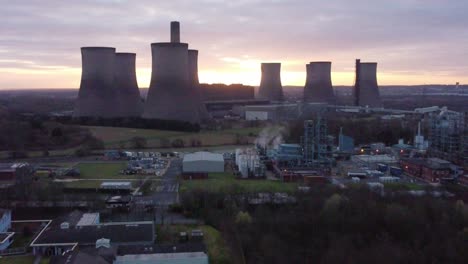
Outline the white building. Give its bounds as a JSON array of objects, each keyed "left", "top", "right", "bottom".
[{"left": 182, "top": 152, "right": 224, "bottom": 173}]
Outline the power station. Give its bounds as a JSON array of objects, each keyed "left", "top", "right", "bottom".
[
  {"left": 353, "top": 60, "right": 382, "bottom": 108},
  {"left": 142, "top": 22, "right": 203, "bottom": 123},
  {"left": 257, "top": 63, "right": 284, "bottom": 101},
  {"left": 303, "top": 61, "right": 335, "bottom": 104},
  {"left": 74, "top": 21, "right": 386, "bottom": 123}
]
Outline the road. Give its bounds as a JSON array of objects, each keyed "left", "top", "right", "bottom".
[{"left": 134, "top": 158, "right": 181, "bottom": 207}]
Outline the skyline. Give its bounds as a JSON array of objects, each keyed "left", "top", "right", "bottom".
[{"left": 2, "top": 0, "right": 468, "bottom": 89}]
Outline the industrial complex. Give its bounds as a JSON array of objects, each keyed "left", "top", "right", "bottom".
[{"left": 73, "top": 21, "right": 387, "bottom": 124}]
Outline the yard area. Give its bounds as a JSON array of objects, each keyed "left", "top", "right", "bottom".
[
  {"left": 180, "top": 172, "right": 298, "bottom": 193},
  {"left": 157, "top": 225, "right": 232, "bottom": 264}
]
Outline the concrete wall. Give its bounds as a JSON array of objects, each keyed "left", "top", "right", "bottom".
[
  {"left": 257, "top": 63, "right": 283, "bottom": 101},
  {"left": 74, "top": 47, "right": 117, "bottom": 117},
  {"left": 143, "top": 43, "right": 200, "bottom": 123},
  {"left": 115, "top": 53, "right": 143, "bottom": 117},
  {"left": 358, "top": 62, "right": 382, "bottom": 108},
  {"left": 303, "top": 61, "right": 335, "bottom": 104}
]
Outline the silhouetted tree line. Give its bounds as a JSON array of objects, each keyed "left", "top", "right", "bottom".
[
  {"left": 53, "top": 116, "right": 200, "bottom": 132},
  {"left": 287, "top": 116, "right": 413, "bottom": 146},
  {"left": 180, "top": 186, "right": 468, "bottom": 264}
]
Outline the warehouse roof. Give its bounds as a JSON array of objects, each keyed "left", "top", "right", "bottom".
[{"left": 183, "top": 152, "right": 224, "bottom": 163}]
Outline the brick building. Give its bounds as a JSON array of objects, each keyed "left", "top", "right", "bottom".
[{"left": 400, "top": 158, "right": 452, "bottom": 183}]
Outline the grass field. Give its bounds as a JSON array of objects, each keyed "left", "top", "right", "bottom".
[
  {"left": 75, "top": 162, "right": 132, "bottom": 179},
  {"left": 0, "top": 255, "right": 48, "bottom": 264},
  {"left": 62, "top": 179, "right": 141, "bottom": 189},
  {"left": 156, "top": 225, "right": 232, "bottom": 264},
  {"left": 86, "top": 126, "right": 262, "bottom": 149},
  {"left": 180, "top": 172, "right": 298, "bottom": 193}
]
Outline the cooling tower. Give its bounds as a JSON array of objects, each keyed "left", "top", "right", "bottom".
[
  {"left": 114, "top": 52, "right": 143, "bottom": 117},
  {"left": 143, "top": 42, "right": 200, "bottom": 123},
  {"left": 188, "top": 49, "right": 209, "bottom": 119},
  {"left": 303, "top": 61, "right": 335, "bottom": 104},
  {"left": 74, "top": 47, "right": 117, "bottom": 118},
  {"left": 356, "top": 62, "right": 382, "bottom": 108},
  {"left": 257, "top": 63, "right": 284, "bottom": 101}
]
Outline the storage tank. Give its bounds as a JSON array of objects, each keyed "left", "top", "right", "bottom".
[{"left": 74, "top": 47, "right": 117, "bottom": 117}]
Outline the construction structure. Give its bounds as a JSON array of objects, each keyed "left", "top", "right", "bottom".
[
  {"left": 143, "top": 22, "right": 202, "bottom": 123},
  {"left": 257, "top": 63, "right": 284, "bottom": 101},
  {"left": 74, "top": 47, "right": 117, "bottom": 118},
  {"left": 303, "top": 62, "right": 335, "bottom": 104},
  {"left": 114, "top": 53, "right": 143, "bottom": 117},
  {"left": 428, "top": 109, "right": 465, "bottom": 164},
  {"left": 301, "top": 119, "right": 333, "bottom": 165},
  {"left": 353, "top": 59, "right": 382, "bottom": 108}
]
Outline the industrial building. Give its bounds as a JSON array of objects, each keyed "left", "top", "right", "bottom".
[
  {"left": 400, "top": 158, "right": 453, "bottom": 183},
  {"left": 303, "top": 62, "right": 336, "bottom": 104},
  {"left": 257, "top": 63, "right": 284, "bottom": 101},
  {"left": 0, "top": 163, "right": 33, "bottom": 188},
  {"left": 30, "top": 211, "right": 155, "bottom": 256},
  {"left": 182, "top": 152, "right": 224, "bottom": 179},
  {"left": 301, "top": 119, "right": 333, "bottom": 165},
  {"left": 0, "top": 209, "right": 13, "bottom": 251},
  {"left": 428, "top": 109, "right": 465, "bottom": 164},
  {"left": 235, "top": 148, "right": 265, "bottom": 178},
  {"left": 353, "top": 59, "right": 383, "bottom": 108},
  {"left": 143, "top": 21, "right": 204, "bottom": 123}
]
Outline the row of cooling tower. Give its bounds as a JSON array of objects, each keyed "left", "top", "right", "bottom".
[
  {"left": 257, "top": 61, "right": 383, "bottom": 108},
  {"left": 74, "top": 22, "right": 207, "bottom": 123}
]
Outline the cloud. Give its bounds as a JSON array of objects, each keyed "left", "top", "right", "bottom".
[{"left": 1, "top": 0, "right": 468, "bottom": 88}]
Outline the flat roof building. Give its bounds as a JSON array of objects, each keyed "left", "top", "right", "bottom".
[{"left": 182, "top": 152, "right": 224, "bottom": 173}]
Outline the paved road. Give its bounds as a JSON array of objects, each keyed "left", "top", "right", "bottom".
[{"left": 134, "top": 158, "right": 181, "bottom": 207}]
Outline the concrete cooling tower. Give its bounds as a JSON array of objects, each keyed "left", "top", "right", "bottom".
[
  {"left": 257, "top": 63, "right": 284, "bottom": 101},
  {"left": 114, "top": 53, "right": 143, "bottom": 117},
  {"left": 74, "top": 47, "right": 117, "bottom": 118},
  {"left": 303, "top": 61, "right": 335, "bottom": 104},
  {"left": 354, "top": 61, "right": 382, "bottom": 108},
  {"left": 188, "top": 49, "right": 209, "bottom": 119},
  {"left": 143, "top": 22, "right": 201, "bottom": 123}
]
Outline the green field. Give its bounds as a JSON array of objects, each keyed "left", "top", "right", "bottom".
[
  {"left": 75, "top": 162, "right": 146, "bottom": 179},
  {"left": 157, "top": 225, "right": 232, "bottom": 264},
  {"left": 0, "top": 255, "right": 48, "bottom": 264},
  {"left": 181, "top": 172, "right": 298, "bottom": 193},
  {"left": 86, "top": 126, "right": 262, "bottom": 149}
]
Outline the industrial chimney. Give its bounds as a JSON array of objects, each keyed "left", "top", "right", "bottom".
[
  {"left": 74, "top": 47, "right": 117, "bottom": 118},
  {"left": 303, "top": 61, "right": 335, "bottom": 104},
  {"left": 188, "top": 49, "right": 209, "bottom": 119},
  {"left": 171, "top": 21, "right": 180, "bottom": 43},
  {"left": 257, "top": 63, "right": 284, "bottom": 101},
  {"left": 355, "top": 61, "right": 382, "bottom": 108},
  {"left": 114, "top": 53, "right": 143, "bottom": 117},
  {"left": 143, "top": 22, "right": 201, "bottom": 123}
]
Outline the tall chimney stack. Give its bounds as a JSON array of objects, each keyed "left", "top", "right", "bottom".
[{"left": 171, "top": 21, "right": 180, "bottom": 43}]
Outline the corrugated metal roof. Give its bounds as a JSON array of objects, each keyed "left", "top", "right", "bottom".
[{"left": 183, "top": 152, "right": 224, "bottom": 163}]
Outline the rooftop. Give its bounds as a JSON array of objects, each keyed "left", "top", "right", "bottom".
[{"left": 183, "top": 152, "right": 224, "bottom": 163}]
